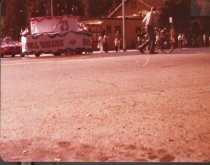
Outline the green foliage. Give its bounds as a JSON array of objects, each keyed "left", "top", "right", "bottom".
[
  {"left": 159, "top": 0, "right": 191, "bottom": 33},
  {"left": 1, "top": 0, "right": 194, "bottom": 39},
  {"left": 1, "top": 0, "right": 122, "bottom": 39},
  {"left": 78, "top": 0, "right": 119, "bottom": 17},
  {"left": 1, "top": 0, "right": 27, "bottom": 39}
]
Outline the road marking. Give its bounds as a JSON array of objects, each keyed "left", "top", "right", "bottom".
[
  {"left": 1, "top": 56, "right": 118, "bottom": 66},
  {"left": 142, "top": 57, "right": 150, "bottom": 67},
  {"left": 1, "top": 55, "right": 151, "bottom": 67}
]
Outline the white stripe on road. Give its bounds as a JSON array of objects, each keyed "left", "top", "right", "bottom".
[
  {"left": 1, "top": 56, "right": 118, "bottom": 66},
  {"left": 1, "top": 55, "right": 150, "bottom": 67},
  {"left": 142, "top": 57, "right": 150, "bottom": 67}
]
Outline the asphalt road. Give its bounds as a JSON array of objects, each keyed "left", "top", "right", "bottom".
[{"left": 1, "top": 48, "right": 210, "bottom": 162}]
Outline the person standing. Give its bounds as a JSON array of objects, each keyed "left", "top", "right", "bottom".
[
  {"left": 114, "top": 31, "right": 121, "bottom": 52},
  {"left": 98, "top": 34, "right": 104, "bottom": 53},
  {"left": 55, "top": 3, "right": 62, "bottom": 16},
  {"left": 202, "top": 34, "right": 207, "bottom": 47},
  {"left": 178, "top": 33, "right": 183, "bottom": 49},
  {"left": 63, "top": 3, "right": 70, "bottom": 14},
  {"left": 72, "top": 4, "right": 78, "bottom": 16},
  {"left": 137, "top": 7, "right": 159, "bottom": 54},
  {"left": 103, "top": 33, "right": 109, "bottom": 53}
]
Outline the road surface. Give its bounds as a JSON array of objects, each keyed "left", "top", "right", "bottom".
[{"left": 1, "top": 48, "right": 210, "bottom": 162}]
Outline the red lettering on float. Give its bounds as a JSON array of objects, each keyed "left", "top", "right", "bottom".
[
  {"left": 40, "top": 40, "right": 64, "bottom": 48},
  {"left": 26, "top": 42, "right": 39, "bottom": 49}
]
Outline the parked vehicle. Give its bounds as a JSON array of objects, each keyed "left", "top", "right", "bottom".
[{"left": 0, "top": 37, "right": 22, "bottom": 58}]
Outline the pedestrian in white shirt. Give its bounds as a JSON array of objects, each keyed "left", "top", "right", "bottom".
[{"left": 137, "top": 7, "right": 159, "bottom": 54}]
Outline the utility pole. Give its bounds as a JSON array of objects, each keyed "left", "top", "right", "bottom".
[
  {"left": 51, "top": 0, "right": 54, "bottom": 16},
  {"left": 0, "top": 1, "right": 2, "bottom": 37},
  {"left": 122, "top": 0, "right": 126, "bottom": 52}
]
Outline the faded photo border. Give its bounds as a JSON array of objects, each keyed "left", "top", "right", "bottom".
[{"left": 0, "top": 161, "right": 210, "bottom": 165}]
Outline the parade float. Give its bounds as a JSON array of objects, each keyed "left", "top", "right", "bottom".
[{"left": 21, "top": 14, "right": 92, "bottom": 57}]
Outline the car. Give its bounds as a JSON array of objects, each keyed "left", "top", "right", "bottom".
[{"left": 0, "top": 37, "right": 22, "bottom": 58}]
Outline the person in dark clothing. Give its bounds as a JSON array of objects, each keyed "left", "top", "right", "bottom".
[
  {"left": 71, "top": 4, "right": 78, "bottom": 16},
  {"left": 55, "top": 3, "right": 62, "bottom": 16},
  {"left": 31, "top": 9, "right": 39, "bottom": 17},
  {"left": 137, "top": 7, "right": 159, "bottom": 54},
  {"left": 63, "top": 3, "right": 70, "bottom": 14},
  {"left": 103, "top": 33, "right": 109, "bottom": 53}
]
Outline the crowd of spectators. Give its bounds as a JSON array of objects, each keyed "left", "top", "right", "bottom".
[
  {"left": 177, "top": 33, "right": 210, "bottom": 48},
  {"left": 136, "top": 27, "right": 210, "bottom": 49}
]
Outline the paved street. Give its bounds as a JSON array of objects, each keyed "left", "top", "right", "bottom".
[{"left": 1, "top": 48, "right": 210, "bottom": 162}]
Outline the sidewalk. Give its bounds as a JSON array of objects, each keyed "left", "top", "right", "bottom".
[
  {"left": 92, "top": 47, "right": 210, "bottom": 55},
  {"left": 172, "top": 47, "right": 210, "bottom": 54}
]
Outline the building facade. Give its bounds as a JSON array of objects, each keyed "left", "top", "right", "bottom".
[
  {"left": 80, "top": 17, "right": 144, "bottom": 50},
  {"left": 80, "top": 0, "right": 164, "bottom": 50}
]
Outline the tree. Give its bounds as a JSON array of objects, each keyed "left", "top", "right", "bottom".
[
  {"left": 79, "top": 0, "right": 114, "bottom": 17},
  {"left": 1, "top": 0, "right": 28, "bottom": 39},
  {"left": 109, "top": 0, "right": 122, "bottom": 13},
  {"left": 159, "top": 0, "right": 191, "bottom": 33},
  {"left": 1, "top": 0, "right": 122, "bottom": 39}
]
